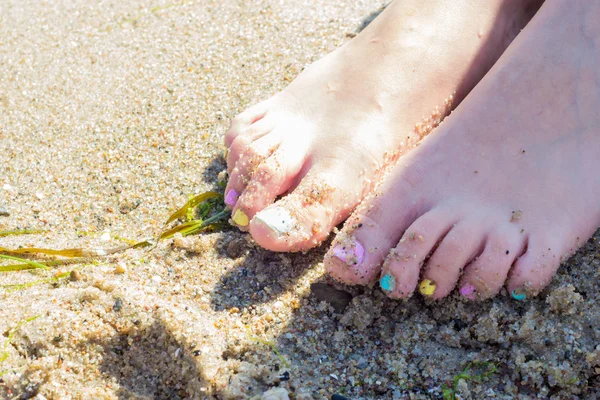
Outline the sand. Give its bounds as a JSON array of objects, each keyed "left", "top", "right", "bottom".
[{"left": 1, "top": 0, "right": 599, "bottom": 399}]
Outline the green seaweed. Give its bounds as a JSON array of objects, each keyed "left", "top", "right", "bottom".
[
  {"left": 0, "top": 254, "right": 48, "bottom": 271},
  {"left": 245, "top": 326, "right": 290, "bottom": 368},
  {"left": 442, "top": 361, "right": 497, "bottom": 400},
  {"left": 0, "top": 366, "right": 23, "bottom": 377},
  {"left": 164, "top": 191, "right": 221, "bottom": 225},
  {"left": 0, "top": 186, "right": 229, "bottom": 287},
  {"left": 0, "top": 315, "right": 41, "bottom": 363},
  {"left": 0, "top": 229, "right": 46, "bottom": 237},
  {"left": 1, "top": 271, "right": 71, "bottom": 292}
]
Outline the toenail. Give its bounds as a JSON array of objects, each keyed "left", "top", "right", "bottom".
[
  {"left": 223, "top": 148, "right": 229, "bottom": 158},
  {"left": 419, "top": 279, "right": 436, "bottom": 297},
  {"left": 380, "top": 273, "right": 395, "bottom": 292},
  {"left": 225, "top": 189, "right": 239, "bottom": 207},
  {"left": 460, "top": 283, "right": 477, "bottom": 300},
  {"left": 254, "top": 207, "right": 296, "bottom": 235},
  {"left": 332, "top": 239, "right": 365, "bottom": 266},
  {"left": 232, "top": 209, "right": 249, "bottom": 227},
  {"left": 511, "top": 289, "right": 526, "bottom": 301}
]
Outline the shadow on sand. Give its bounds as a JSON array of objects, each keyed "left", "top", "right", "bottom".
[
  {"left": 99, "top": 319, "right": 210, "bottom": 400},
  {"left": 103, "top": 3, "right": 600, "bottom": 398}
]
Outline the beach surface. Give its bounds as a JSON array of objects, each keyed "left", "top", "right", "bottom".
[{"left": 1, "top": 0, "right": 599, "bottom": 398}]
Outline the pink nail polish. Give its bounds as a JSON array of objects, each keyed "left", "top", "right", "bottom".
[
  {"left": 225, "top": 189, "right": 239, "bottom": 207},
  {"left": 332, "top": 239, "right": 365, "bottom": 266},
  {"left": 460, "top": 283, "right": 476, "bottom": 300}
]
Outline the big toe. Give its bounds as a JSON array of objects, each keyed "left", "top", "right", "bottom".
[
  {"left": 248, "top": 164, "right": 366, "bottom": 252},
  {"left": 324, "top": 172, "right": 426, "bottom": 286},
  {"left": 325, "top": 215, "right": 398, "bottom": 285}
]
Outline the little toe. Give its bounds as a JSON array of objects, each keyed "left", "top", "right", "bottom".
[
  {"left": 226, "top": 117, "right": 277, "bottom": 174},
  {"left": 419, "top": 219, "right": 486, "bottom": 299},
  {"left": 224, "top": 100, "right": 271, "bottom": 147},
  {"left": 458, "top": 226, "right": 526, "bottom": 300},
  {"left": 506, "top": 236, "right": 563, "bottom": 300},
  {"left": 377, "top": 207, "right": 457, "bottom": 298}
]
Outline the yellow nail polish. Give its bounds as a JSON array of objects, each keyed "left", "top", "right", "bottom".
[
  {"left": 232, "top": 209, "right": 249, "bottom": 227},
  {"left": 223, "top": 148, "right": 229, "bottom": 158},
  {"left": 419, "top": 279, "right": 436, "bottom": 296}
]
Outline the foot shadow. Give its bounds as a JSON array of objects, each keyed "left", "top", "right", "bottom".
[
  {"left": 356, "top": 4, "right": 387, "bottom": 33},
  {"left": 209, "top": 236, "right": 333, "bottom": 311},
  {"left": 200, "top": 153, "right": 227, "bottom": 185},
  {"left": 98, "top": 319, "right": 211, "bottom": 399}
]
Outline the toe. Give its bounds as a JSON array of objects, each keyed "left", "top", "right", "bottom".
[
  {"left": 235, "top": 139, "right": 308, "bottom": 217},
  {"left": 249, "top": 172, "right": 350, "bottom": 251},
  {"left": 325, "top": 215, "right": 398, "bottom": 285},
  {"left": 226, "top": 117, "right": 276, "bottom": 175},
  {"left": 225, "top": 131, "right": 282, "bottom": 211},
  {"left": 458, "top": 226, "right": 526, "bottom": 300},
  {"left": 419, "top": 218, "right": 486, "bottom": 299},
  {"left": 224, "top": 100, "right": 271, "bottom": 147},
  {"left": 324, "top": 167, "right": 427, "bottom": 285},
  {"left": 506, "top": 235, "right": 563, "bottom": 300},
  {"left": 377, "top": 207, "right": 457, "bottom": 298},
  {"left": 249, "top": 146, "right": 383, "bottom": 251}
]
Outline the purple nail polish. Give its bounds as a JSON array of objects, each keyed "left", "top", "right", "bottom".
[
  {"left": 460, "top": 283, "right": 476, "bottom": 300},
  {"left": 332, "top": 239, "right": 365, "bottom": 266},
  {"left": 225, "top": 189, "right": 239, "bottom": 207}
]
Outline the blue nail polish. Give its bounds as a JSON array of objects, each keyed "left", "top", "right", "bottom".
[
  {"left": 380, "top": 274, "right": 395, "bottom": 292},
  {"left": 511, "top": 289, "right": 526, "bottom": 301}
]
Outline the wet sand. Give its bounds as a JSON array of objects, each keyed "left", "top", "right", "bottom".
[{"left": 1, "top": 0, "right": 599, "bottom": 398}]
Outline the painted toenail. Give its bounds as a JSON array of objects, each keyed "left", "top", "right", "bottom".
[
  {"left": 419, "top": 279, "right": 436, "bottom": 296},
  {"left": 380, "top": 274, "right": 395, "bottom": 292},
  {"left": 254, "top": 207, "right": 296, "bottom": 235},
  {"left": 332, "top": 239, "right": 365, "bottom": 266},
  {"left": 232, "top": 209, "right": 249, "bottom": 227},
  {"left": 460, "top": 283, "right": 477, "bottom": 300},
  {"left": 223, "top": 148, "right": 229, "bottom": 158},
  {"left": 225, "top": 189, "right": 239, "bottom": 207},
  {"left": 511, "top": 289, "right": 526, "bottom": 301}
]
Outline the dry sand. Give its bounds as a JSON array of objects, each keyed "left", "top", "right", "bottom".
[{"left": 1, "top": 0, "right": 599, "bottom": 399}]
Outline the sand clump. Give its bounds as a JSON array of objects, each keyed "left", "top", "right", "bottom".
[{"left": 1, "top": 0, "right": 600, "bottom": 398}]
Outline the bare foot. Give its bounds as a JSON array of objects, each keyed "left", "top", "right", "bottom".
[
  {"left": 325, "top": 0, "right": 600, "bottom": 301},
  {"left": 224, "top": 0, "right": 539, "bottom": 251}
]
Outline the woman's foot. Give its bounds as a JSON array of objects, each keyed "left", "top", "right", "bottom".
[
  {"left": 224, "top": 0, "right": 540, "bottom": 251},
  {"left": 326, "top": 0, "right": 600, "bottom": 301}
]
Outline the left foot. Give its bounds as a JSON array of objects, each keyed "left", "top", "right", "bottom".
[
  {"left": 223, "top": 0, "right": 539, "bottom": 251},
  {"left": 325, "top": 0, "right": 600, "bottom": 301}
]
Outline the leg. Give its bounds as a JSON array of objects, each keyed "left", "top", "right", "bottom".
[
  {"left": 224, "top": 0, "right": 541, "bottom": 251},
  {"left": 326, "top": 0, "right": 600, "bottom": 300}
]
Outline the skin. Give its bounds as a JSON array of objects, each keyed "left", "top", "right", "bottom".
[
  {"left": 224, "top": 0, "right": 541, "bottom": 251},
  {"left": 325, "top": 0, "right": 600, "bottom": 301},
  {"left": 223, "top": 0, "right": 600, "bottom": 301}
]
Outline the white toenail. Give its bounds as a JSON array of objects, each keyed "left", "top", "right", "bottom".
[{"left": 255, "top": 207, "right": 296, "bottom": 235}]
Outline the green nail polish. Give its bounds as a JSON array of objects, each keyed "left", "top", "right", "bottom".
[
  {"left": 380, "top": 274, "right": 395, "bottom": 292},
  {"left": 511, "top": 289, "right": 526, "bottom": 301}
]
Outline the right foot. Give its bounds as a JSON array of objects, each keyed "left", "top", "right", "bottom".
[
  {"left": 224, "top": 0, "right": 540, "bottom": 252},
  {"left": 324, "top": 0, "right": 600, "bottom": 301}
]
